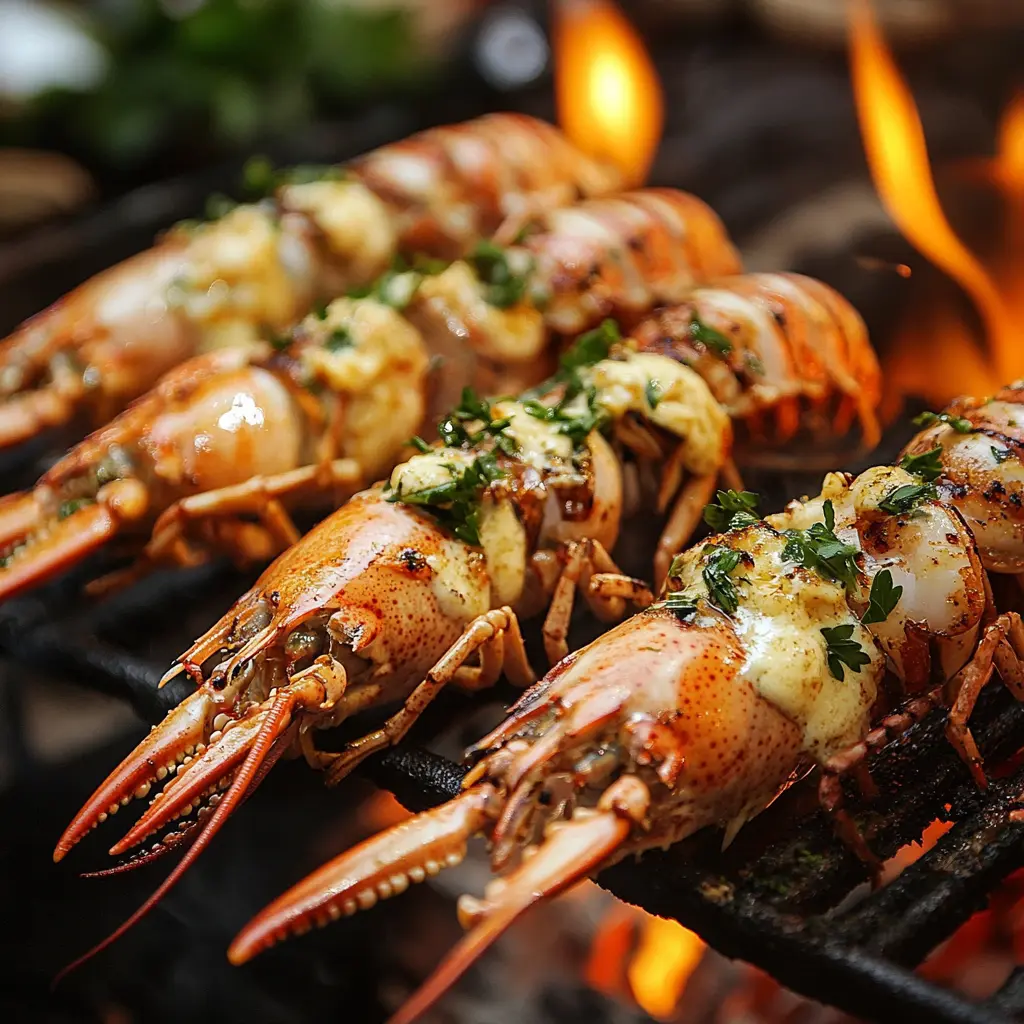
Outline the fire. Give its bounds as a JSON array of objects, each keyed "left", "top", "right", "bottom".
[
  {"left": 849, "top": 0, "right": 1019, "bottom": 392},
  {"left": 628, "top": 914, "right": 705, "bottom": 1018},
  {"left": 553, "top": 0, "right": 664, "bottom": 187}
]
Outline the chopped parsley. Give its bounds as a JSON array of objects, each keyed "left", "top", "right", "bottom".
[
  {"left": 58, "top": 497, "right": 96, "bottom": 521},
  {"left": 558, "top": 319, "right": 620, "bottom": 383},
  {"left": 522, "top": 390, "right": 608, "bottom": 447},
  {"left": 689, "top": 313, "right": 732, "bottom": 356},
  {"left": 861, "top": 569, "right": 902, "bottom": 625},
  {"left": 387, "top": 451, "right": 505, "bottom": 547},
  {"left": 914, "top": 410, "right": 974, "bottom": 434},
  {"left": 438, "top": 388, "right": 516, "bottom": 454},
  {"left": 325, "top": 327, "right": 354, "bottom": 352},
  {"left": 992, "top": 445, "right": 1015, "bottom": 463},
  {"left": 820, "top": 624, "right": 871, "bottom": 681},
  {"left": 663, "top": 591, "right": 698, "bottom": 619},
  {"left": 645, "top": 378, "right": 663, "bottom": 409},
  {"left": 898, "top": 446, "right": 943, "bottom": 482},
  {"left": 703, "top": 490, "right": 761, "bottom": 532},
  {"left": 702, "top": 544, "right": 745, "bottom": 614},
  {"left": 347, "top": 254, "right": 447, "bottom": 310},
  {"left": 782, "top": 500, "right": 859, "bottom": 590},
  {"left": 468, "top": 241, "right": 533, "bottom": 308},
  {"left": 878, "top": 482, "right": 935, "bottom": 515},
  {"left": 409, "top": 436, "right": 433, "bottom": 454}
]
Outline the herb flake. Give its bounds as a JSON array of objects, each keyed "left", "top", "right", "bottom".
[
  {"left": 702, "top": 544, "right": 744, "bottom": 614},
  {"left": 782, "top": 500, "right": 860, "bottom": 590},
  {"left": 898, "top": 446, "right": 944, "bottom": 482},
  {"left": 914, "top": 410, "right": 974, "bottom": 434},
  {"left": 689, "top": 313, "right": 732, "bottom": 356},
  {"left": 820, "top": 624, "right": 871, "bottom": 681},
  {"left": 878, "top": 482, "right": 936, "bottom": 516},
  {"left": 861, "top": 569, "right": 903, "bottom": 625},
  {"left": 703, "top": 490, "right": 761, "bottom": 532}
]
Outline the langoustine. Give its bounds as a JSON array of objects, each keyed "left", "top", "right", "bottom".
[
  {"left": 0, "top": 113, "right": 622, "bottom": 452},
  {"left": 0, "top": 186, "right": 744, "bottom": 601},
  {"left": 225, "top": 392, "right": 1024, "bottom": 1024},
  {"left": 53, "top": 267, "right": 882, "bottom": 970}
]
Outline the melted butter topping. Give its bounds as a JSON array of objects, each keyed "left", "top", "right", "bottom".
[
  {"left": 415, "top": 261, "right": 546, "bottom": 363},
  {"left": 669, "top": 526, "right": 882, "bottom": 760},
  {"left": 170, "top": 205, "right": 311, "bottom": 345},
  {"left": 425, "top": 537, "right": 490, "bottom": 624},
  {"left": 299, "top": 297, "right": 430, "bottom": 478},
  {"left": 492, "top": 400, "right": 574, "bottom": 468},
  {"left": 389, "top": 447, "right": 476, "bottom": 497},
  {"left": 282, "top": 179, "right": 396, "bottom": 284},
  {"left": 585, "top": 352, "right": 730, "bottom": 475},
  {"left": 478, "top": 497, "right": 527, "bottom": 606}
]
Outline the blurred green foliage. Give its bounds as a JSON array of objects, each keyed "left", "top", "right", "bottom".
[{"left": 2, "top": 0, "right": 433, "bottom": 170}]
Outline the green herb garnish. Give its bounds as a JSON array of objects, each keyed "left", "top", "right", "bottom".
[
  {"left": 664, "top": 591, "right": 698, "bottom": 620},
  {"left": 325, "top": 327, "right": 354, "bottom": 352},
  {"left": 58, "top": 497, "right": 96, "bottom": 521},
  {"left": 409, "top": 436, "right": 433, "bottom": 454},
  {"left": 469, "top": 240, "right": 533, "bottom": 308},
  {"left": 992, "top": 446, "right": 1015, "bottom": 463},
  {"left": 558, "top": 319, "right": 620, "bottom": 383},
  {"left": 690, "top": 313, "right": 732, "bottom": 356},
  {"left": 914, "top": 410, "right": 974, "bottom": 434},
  {"left": 878, "top": 482, "right": 936, "bottom": 516},
  {"left": 438, "top": 387, "right": 515, "bottom": 452},
  {"left": 820, "top": 624, "right": 871, "bottom": 681},
  {"left": 899, "top": 446, "right": 944, "bottom": 482},
  {"left": 522, "top": 389, "right": 608, "bottom": 447},
  {"left": 645, "top": 378, "right": 663, "bottom": 409},
  {"left": 861, "top": 569, "right": 902, "bottom": 625},
  {"left": 702, "top": 545, "right": 745, "bottom": 614},
  {"left": 703, "top": 490, "right": 761, "bottom": 532},
  {"left": 782, "top": 500, "right": 860, "bottom": 590},
  {"left": 388, "top": 451, "right": 505, "bottom": 546}
]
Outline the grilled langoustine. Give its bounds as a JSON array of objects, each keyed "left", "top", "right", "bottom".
[
  {"left": 0, "top": 186, "right": 744, "bottom": 601},
  {"left": 53, "top": 268, "right": 884, "bottom": 973},
  {"left": 227, "top": 396, "right": 1024, "bottom": 1024},
  {"left": 0, "top": 113, "right": 622, "bottom": 452}
]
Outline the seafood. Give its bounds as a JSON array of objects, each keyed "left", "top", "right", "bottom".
[
  {"left": 0, "top": 187, "right": 744, "bottom": 601},
  {"left": 0, "top": 113, "right": 622, "bottom": 452},
  {"left": 53, "top": 269, "right": 882, "bottom": 970},
  {"left": 897, "top": 383, "right": 1024, "bottom": 575},
  {"left": 225, "top": 397, "right": 1024, "bottom": 1023}
]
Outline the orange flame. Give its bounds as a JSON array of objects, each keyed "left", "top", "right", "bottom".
[
  {"left": 553, "top": 0, "right": 664, "bottom": 187},
  {"left": 628, "top": 915, "right": 705, "bottom": 1018},
  {"left": 849, "top": 0, "right": 1018, "bottom": 385},
  {"left": 997, "top": 91, "right": 1024, "bottom": 190}
]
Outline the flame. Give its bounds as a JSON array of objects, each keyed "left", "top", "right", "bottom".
[
  {"left": 628, "top": 915, "right": 705, "bottom": 1018},
  {"left": 997, "top": 92, "right": 1024, "bottom": 190},
  {"left": 849, "top": 0, "right": 1019, "bottom": 386},
  {"left": 553, "top": 0, "right": 664, "bottom": 187}
]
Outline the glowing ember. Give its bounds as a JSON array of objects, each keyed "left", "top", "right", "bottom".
[
  {"left": 553, "top": 0, "right": 664, "bottom": 187},
  {"left": 628, "top": 914, "right": 705, "bottom": 1018},
  {"left": 849, "top": 0, "right": 1018, "bottom": 386}
]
